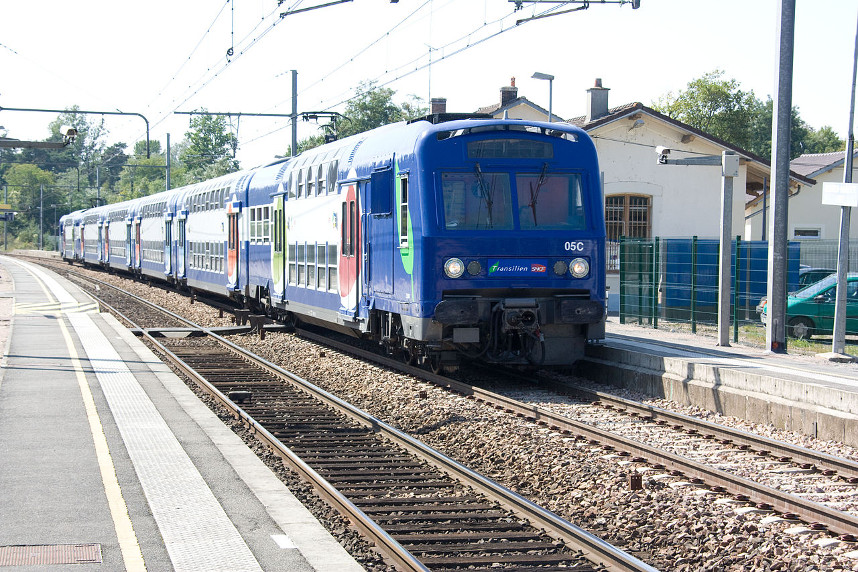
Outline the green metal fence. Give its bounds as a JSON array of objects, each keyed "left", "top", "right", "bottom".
[{"left": 617, "top": 237, "right": 857, "bottom": 339}]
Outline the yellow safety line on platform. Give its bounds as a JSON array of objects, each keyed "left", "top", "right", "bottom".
[{"left": 15, "top": 259, "right": 146, "bottom": 571}]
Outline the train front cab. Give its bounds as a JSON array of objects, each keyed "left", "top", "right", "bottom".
[{"left": 401, "top": 120, "right": 606, "bottom": 368}]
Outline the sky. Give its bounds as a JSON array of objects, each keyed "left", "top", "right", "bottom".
[{"left": 1, "top": 0, "right": 857, "bottom": 170}]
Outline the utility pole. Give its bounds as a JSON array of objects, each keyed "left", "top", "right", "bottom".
[
  {"left": 765, "top": 0, "right": 795, "bottom": 354},
  {"left": 656, "top": 149, "right": 738, "bottom": 346},
  {"left": 828, "top": 11, "right": 858, "bottom": 359},
  {"left": 39, "top": 183, "right": 44, "bottom": 250},
  {"left": 718, "top": 151, "right": 739, "bottom": 346},
  {"left": 292, "top": 70, "right": 298, "bottom": 157},
  {"left": 166, "top": 133, "right": 172, "bottom": 191}
]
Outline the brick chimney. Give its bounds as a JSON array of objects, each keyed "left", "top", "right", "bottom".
[
  {"left": 500, "top": 77, "right": 518, "bottom": 108},
  {"left": 586, "top": 78, "right": 610, "bottom": 122},
  {"left": 430, "top": 97, "right": 447, "bottom": 114}
]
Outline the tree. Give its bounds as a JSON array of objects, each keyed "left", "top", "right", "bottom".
[
  {"left": 339, "top": 82, "right": 427, "bottom": 139},
  {"left": 100, "top": 142, "right": 129, "bottom": 192},
  {"left": 654, "top": 71, "right": 845, "bottom": 160},
  {"left": 179, "top": 112, "right": 239, "bottom": 182},
  {"left": 653, "top": 70, "right": 757, "bottom": 151},
  {"left": 804, "top": 125, "right": 845, "bottom": 154},
  {"left": 290, "top": 82, "right": 428, "bottom": 155},
  {"left": 3, "top": 163, "right": 57, "bottom": 248},
  {"left": 47, "top": 108, "right": 109, "bottom": 187}
]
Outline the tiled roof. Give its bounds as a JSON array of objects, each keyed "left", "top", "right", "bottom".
[
  {"left": 474, "top": 97, "right": 557, "bottom": 121},
  {"left": 566, "top": 102, "right": 643, "bottom": 128},
  {"left": 790, "top": 151, "right": 857, "bottom": 178}
]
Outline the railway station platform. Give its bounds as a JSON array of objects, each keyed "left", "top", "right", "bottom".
[
  {"left": 0, "top": 255, "right": 363, "bottom": 572},
  {"left": 579, "top": 319, "right": 858, "bottom": 448}
]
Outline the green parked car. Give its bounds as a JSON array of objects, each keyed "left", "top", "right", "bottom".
[{"left": 760, "top": 273, "right": 858, "bottom": 340}]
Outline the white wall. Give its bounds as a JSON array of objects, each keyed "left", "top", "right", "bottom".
[
  {"left": 594, "top": 119, "right": 748, "bottom": 240},
  {"left": 593, "top": 116, "right": 751, "bottom": 313},
  {"left": 745, "top": 164, "right": 858, "bottom": 241}
]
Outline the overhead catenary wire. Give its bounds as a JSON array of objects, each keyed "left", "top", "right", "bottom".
[{"left": 242, "top": 2, "right": 529, "bottom": 147}]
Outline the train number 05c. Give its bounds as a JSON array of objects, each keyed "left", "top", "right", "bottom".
[{"left": 564, "top": 241, "right": 585, "bottom": 252}]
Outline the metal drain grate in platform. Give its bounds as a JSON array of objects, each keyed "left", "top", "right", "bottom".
[{"left": 0, "top": 544, "right": 102, "bottom": 566}]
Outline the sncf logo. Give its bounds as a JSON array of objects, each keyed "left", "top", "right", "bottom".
[{"left": 531, "top": 264, "right": 547, "bottom": 273}]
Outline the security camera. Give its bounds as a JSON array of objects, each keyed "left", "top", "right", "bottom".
[
  {"left": 60, "top": 126, "right": 78, "bottom": 139},
  {"left": 655, "top": 146, "right": 670, "bottom": 156}
]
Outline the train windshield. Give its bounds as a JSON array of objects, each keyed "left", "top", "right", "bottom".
[
  {"left": 441, "top": 168, "right": 586, "bottom": 231},
  {"left": 516, "top": 171, "right": 586, "bottom": 230},
  {"left": 441, "top": 171, "right": 514, "bottom": 230}
]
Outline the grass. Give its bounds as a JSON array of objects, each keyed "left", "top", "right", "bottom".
[{"left": 617, "top": 316, "right": 858, "bottom": 357}]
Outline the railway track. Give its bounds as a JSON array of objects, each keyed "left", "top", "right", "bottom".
[
  {"left": 22, "top": 257, "right": 858, "bottom": 566},
  {"left": 62, "top": 265, "right": 653, "bottom": 571},
  {"left": 295, "top": 327, "right": 858, "bottom": 537}
]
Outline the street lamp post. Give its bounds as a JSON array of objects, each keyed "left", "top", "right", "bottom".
[{"left": 532, "top": 72, "right": 554, "bottom": 123}]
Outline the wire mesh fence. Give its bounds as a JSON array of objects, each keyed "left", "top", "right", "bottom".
[{"left": 616, "top": 237, "right": 857, "bottom": 341}]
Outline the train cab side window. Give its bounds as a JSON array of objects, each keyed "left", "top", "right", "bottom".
[
  {"left": 399, "top": 176, "right": 409, "bottom": 247},
  {"left": 306, "top": 167, "right": 315, "bottom": 198},
  {"left": 297, "top": 170, "right": 304, "bottom": 198},
  {"left": 317, "top": 164, "right": 325, "bottom": 197}
]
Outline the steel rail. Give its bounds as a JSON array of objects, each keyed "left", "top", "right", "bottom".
[
  {"left": 534, "top": 374, "right": 858, "bottom": 481},
  {"left": 48, "top": 262, "right": 858, "bottom": 537},
  {"left": 195, "top": 331, "right": 657, "bottom": 572},
  {"left": 76, "top": 283, "right": 430, "bottom": 571},
  {"left": 293, "top": 328, "right": 858, "bottom": 537},
  {"left": 73, "top": 274, "right": 654, "bottom": 572}
]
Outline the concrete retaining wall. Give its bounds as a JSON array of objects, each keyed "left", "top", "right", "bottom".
[{"left": 576, "top": 344, "right": 858, "bottom": 447}]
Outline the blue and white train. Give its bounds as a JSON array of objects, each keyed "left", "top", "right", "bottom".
[{"left": 60, "top": 115, "right": 606, "bottom": 369}]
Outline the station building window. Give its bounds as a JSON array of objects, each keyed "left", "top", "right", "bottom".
[{"left": 605, "top": 194, "right": 651, "bottom": 273}]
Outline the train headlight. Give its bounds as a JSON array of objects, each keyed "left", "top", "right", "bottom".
[
  {"left": 444, "top": 257, "right": 465, "bottom": 278},
  {"left": 553, "top": 260, "right": 568, "bottom": 276},
  {"left": 467, "top": 260, "right": 482, "bottom": 276},
  {"left": 570, "top": 257, "right": 589, "bottom": 278}
]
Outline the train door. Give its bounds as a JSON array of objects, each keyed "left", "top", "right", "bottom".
[
  {"left": 125, "top": 218, "right": 133, "bottom": 267},
  {"left": 226, "top": 199, "right": 240, "bottom": 290},
  {"left": 96, "top": 222, "right": 103, "bottom": 262},
  {"left": 338, "top": 183, "right": 360, "bottom": 317},
  {"left": 101, "top": 221, "right": 110, "bottom": 264},
  {"left": 134, "top": 217, "right": 142, "bottom": 270},
  {"left": 163, "top": 213, "right": 173, "bottom": 275},
  {"left": 271, "top": 194, "right": 285, "bottom": 300},
  {"left": 177, "top": 214, "right": 187, "bottom": 279},
  {"left": 367, "top": 166, "right": 394, "bottom": 296}
]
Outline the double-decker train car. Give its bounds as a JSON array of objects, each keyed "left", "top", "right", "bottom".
[{"left": 60, "top": 115, "right": 606, "bottom": 369}]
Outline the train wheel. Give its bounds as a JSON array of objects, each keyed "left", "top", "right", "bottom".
[
  {"left": 428, "top": 353, "right": 442, "bottom": 375},
  {"left": 281, "top": 311, "right": 297, "bottom": 333},
  {"left": 400, "top": 344, "right": 417, "bottom": 366}
]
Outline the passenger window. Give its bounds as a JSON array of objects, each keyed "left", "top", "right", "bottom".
[
  {"left": 399, "top": 176, "right": 409, "bottom": 246},
  {"left": 306, "top": 167, "right": 314, "bottom": 197}
]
